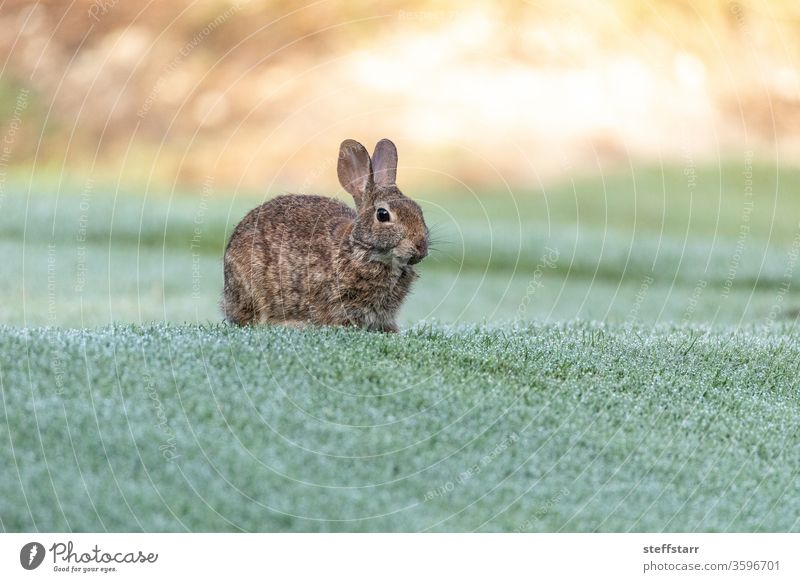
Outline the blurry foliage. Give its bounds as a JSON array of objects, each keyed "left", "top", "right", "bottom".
[{"left": 0, "top": 0, "right": 799, "bottom": 189}]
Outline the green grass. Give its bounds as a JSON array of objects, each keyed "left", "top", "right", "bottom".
[
  {"left": 1, "top": 161, "right": 799, "bottom": 531},
  {"left": 1, "top": 322, "right": 798, "bottom": 532},
  {"left": 2, "top": 162, "right": 800, "bottom": 327}
]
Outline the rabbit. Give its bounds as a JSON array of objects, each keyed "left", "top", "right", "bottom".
[{"left": 221, "top": 138, "right": 429, "bottom": 332}]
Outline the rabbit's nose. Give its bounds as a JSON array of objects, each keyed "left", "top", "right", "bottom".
[{"left": 408, "top": 239, "right": 428, "bottom": 264}]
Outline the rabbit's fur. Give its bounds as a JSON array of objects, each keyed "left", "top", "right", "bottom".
[{"left": 222, "top": 138, "right": 429, "bottom": 332}]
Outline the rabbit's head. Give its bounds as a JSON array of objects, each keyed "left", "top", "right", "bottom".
[{"left": 337, "top": 138, "right": 429, "bottom": 265}]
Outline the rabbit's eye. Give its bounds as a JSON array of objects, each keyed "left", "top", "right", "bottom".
[{"left": 376, "top": 208, "right": 391, "bottom": 222}]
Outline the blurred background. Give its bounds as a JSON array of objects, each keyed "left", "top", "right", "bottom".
[{"left": 1, "top": 0, "right": 799, "bottom": 327}]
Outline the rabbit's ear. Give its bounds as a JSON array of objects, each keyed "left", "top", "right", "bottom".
[
  {"left": 372, "top": 139, "right": 397, "bottom": 187},
  {"left": 338, "top": 139, "right": 373, "bottom": 206}
]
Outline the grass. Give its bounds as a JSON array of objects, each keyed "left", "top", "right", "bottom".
[
  {"left": 2, "top": 162, "right": 800, "bottom": 327},
  {"left": 1, "top": 161, "right": 799, "bottom": 531},
  {"left": 1, "top": 322, "right": 799, "bottom": 532}
]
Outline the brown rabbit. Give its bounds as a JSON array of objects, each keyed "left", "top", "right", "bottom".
[{"left": 221, "top": 138, "right": 429, "bottom": 332}]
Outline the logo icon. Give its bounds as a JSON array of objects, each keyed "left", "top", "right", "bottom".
[{"left": 20, "top": 542, "right": 46, "bottom": 570}]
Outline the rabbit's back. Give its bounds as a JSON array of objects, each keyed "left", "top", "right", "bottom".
[{"left": 222, "top": 194, "right": 354, "bottom": 325}]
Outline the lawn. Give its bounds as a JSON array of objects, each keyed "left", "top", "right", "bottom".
[
  {"left": 1, "top": 162, "right": 799, "bottom": 531},
  {"left": 1, "top": 322, "right": 799, "bottom": 532}
]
